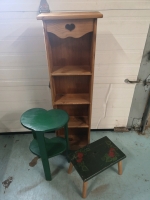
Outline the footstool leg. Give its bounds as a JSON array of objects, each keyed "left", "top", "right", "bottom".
[
  {"left": 68, "top": 162, "right": 73, "bottom": 174},
  {"left": 82, "top": 181, "right": 88, "bottom": 198},
  {"left": 118, "top": 161, "right": 123, "bottom": 175}
]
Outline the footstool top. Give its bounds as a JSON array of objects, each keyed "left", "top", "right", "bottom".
[{"left": 69, "top": 136, "right": 126, "bottom": 182}]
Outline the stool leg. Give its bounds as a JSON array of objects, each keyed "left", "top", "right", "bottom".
[
  {"left": 68, "top": 162, "right": 73, "bottom": 174},
  {"left": 36, "top": 132, "right": 52, "bottom": 181},
  {"left": 32, "top": 131, "right": 37, "bottom": 139},
  {"left": 64, "top": 123, "right": 69, "bottom": 150},
  {"left": 118, "top": 161, "right": 123, "bottom": 175},
  {"left": 82, "top": 181, "right": 88, "bottom": 198}
]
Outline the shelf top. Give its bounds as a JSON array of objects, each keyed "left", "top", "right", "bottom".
[{"left": 37, "top": 11, "right": 103, "bottom": 20}]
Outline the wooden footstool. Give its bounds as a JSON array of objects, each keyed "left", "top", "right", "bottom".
[{"left": 68, "top": 136, "right": 126, "bottom": 198}]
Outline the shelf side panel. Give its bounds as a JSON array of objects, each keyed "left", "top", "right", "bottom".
[
  {"left": 42, "top": 21, "right": 55, "bottom": 105},
  {"left": 88, "top": 19, "right": 98, "bottom": 143}
]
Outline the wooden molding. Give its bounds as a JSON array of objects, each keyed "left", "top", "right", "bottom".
[{"left": 37, "top": 12, "right": 103, "bottom": 20}]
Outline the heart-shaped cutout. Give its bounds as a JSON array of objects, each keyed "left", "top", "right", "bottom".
[
  {"left": 21, "top": 108, "right": 69, "bottom": 132},
  {"left": 65, "top": 24, "right": 75, "bottom": 31}
]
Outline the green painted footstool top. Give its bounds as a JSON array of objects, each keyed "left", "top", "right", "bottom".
[
  {"left": 20, "top": 108, "right": 69, "bottom": 132},
  {"left": 69, "top": 136, "right": 126, "bottom": 182}
]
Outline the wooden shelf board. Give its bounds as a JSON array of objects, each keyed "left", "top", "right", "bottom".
[
  {"left": 68, "top": 116, "right": 89, "bottom": 128},
  {"left": 54, "top": 94, "right": 90, "bottom": 105},
  {"left": 52, "top": 65, "right": 92, "bottom": 76}
]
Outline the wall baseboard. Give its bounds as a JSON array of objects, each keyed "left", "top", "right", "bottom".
[{"left": 0, "top": 129, "right": 114, "bottom": 135}]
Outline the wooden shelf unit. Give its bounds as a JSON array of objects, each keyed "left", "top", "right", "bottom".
[{"left": 38, "top": 12, "right": 103, "bottom": 150}]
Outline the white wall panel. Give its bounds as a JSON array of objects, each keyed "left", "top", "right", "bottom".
[
  {"left": 92, "top": 117, "right": 128, "bottom": 129},
  {"left": 95, "top": 50, "right": 143, "bottom": 65},
  {"left": 1, "top": 1, "right": 150, "bottom": 12},
  {"left": 0, "top": 86, "right": 52, "bottom": 132},
  {"left": 96, "top": 35, "right": 146, "bottom": 51},
  {"left": 48, "top": 1, "right": 150, "bottom": 11},
  {"left": 0, "top": 53, "right": 47, "bottom": 67},
  {"left": 0, "top": 0, "right": 149, "bottom": 132},
  {"left": 0, "top": 38, "right": 45, "bottom": 53},
  {"left": 95, "top": 64, "right": 140, "bottom": 76},
  {"left": 0, "top": 69, "right": 48, "bottom": 79},
  {"left": 94, "top": 76, "right": 138, "bottom": 84},
  {"left": 97, "top": 20, "right": 150, "bottom": 35},
  {"left": 0, "top": 3, "right": 39, "bottom": 12},
  {"left": 0, "top": 86, "right": 52, "bottom": 102},
  {"left": 0, "top": 80, "right": 49, "bottom": 87},
  {"left": 92, "top": 84, "right": 135, "bottom": 128}
]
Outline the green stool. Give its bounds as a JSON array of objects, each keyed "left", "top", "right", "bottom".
[{"left": 20, "top": 108, "right": 69, "bottom": 181}]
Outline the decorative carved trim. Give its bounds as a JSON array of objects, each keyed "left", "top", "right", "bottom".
[
  {"left": 65, "top": 24, "right": 75, "bottom": 31},
  {"left": 46, "top": 19, "right": 93, "bottom": 38}
]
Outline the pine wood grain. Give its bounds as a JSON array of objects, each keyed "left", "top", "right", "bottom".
[
  {"left": 68, "top": 116, "right": 89, "bottom": 128},
  {"left": 48, "top": 32, "right": 92, "bottom": 71},
  {"left": 53, "top": 76, "right": 90, "bottom": 94},
  {"left": 51, "top": 65, "right": 91, "bottom": 76},
  {"left": 37, "top": 12, "right": 103, "bottom": 20},
  {"left": 56, "top": 105, "right": 89, "bottom": 116},
  {"left": 82, "top": 182, "right": 88, "bottom": 198},
  {"left": 42, "top": 21, "right": 55, "bottom": 105},
  {"left": 57, "top": 128, "right": 88, "bottom": 150},
  {"left": 46, "top": 19, "right": 93, "bottom": 38},
  {"left": 118, "top": 161, "right": 123, "bottom": 175},
  {"left": 68, "top": 162, "right": 73, "bottom": 174},
  {"left": 54, "top": 94, "right": 90, "bottom": 105},
  {"left": 88, "top": 19, "right": 97, "bottom": 143}
]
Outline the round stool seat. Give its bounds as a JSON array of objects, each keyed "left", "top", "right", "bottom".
[{"left": 20, "top": 108, "right": 69, "bottom": 132}]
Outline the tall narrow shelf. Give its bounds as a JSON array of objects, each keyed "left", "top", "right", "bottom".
[{"left": 37, "top": 12, "right": 103, "bottom": 150}]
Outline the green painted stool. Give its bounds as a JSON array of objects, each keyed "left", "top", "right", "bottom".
[{"left": 20, "top": 108, "right": 69, "bottom": 181}]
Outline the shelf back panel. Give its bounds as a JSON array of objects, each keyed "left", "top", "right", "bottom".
[
  {"left": 56, "top": 104, "right": 89, "bottom": 116},
  {"left": 48, "top": 32, "right": 93, "bottom": 72},
  {"left": 53, "top": 76, "right": 90, "bottom": 94},
  {"left": 57, "top": 128, "right": 88, "bottom": 150}
]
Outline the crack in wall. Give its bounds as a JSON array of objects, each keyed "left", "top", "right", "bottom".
[{"left": 96, "top": 84, "right": 112, "bottom": 129}]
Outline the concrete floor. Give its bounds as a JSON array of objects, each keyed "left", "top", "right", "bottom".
[{"left": 0, "top": 130, "right": 150, "bottom": 200}]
